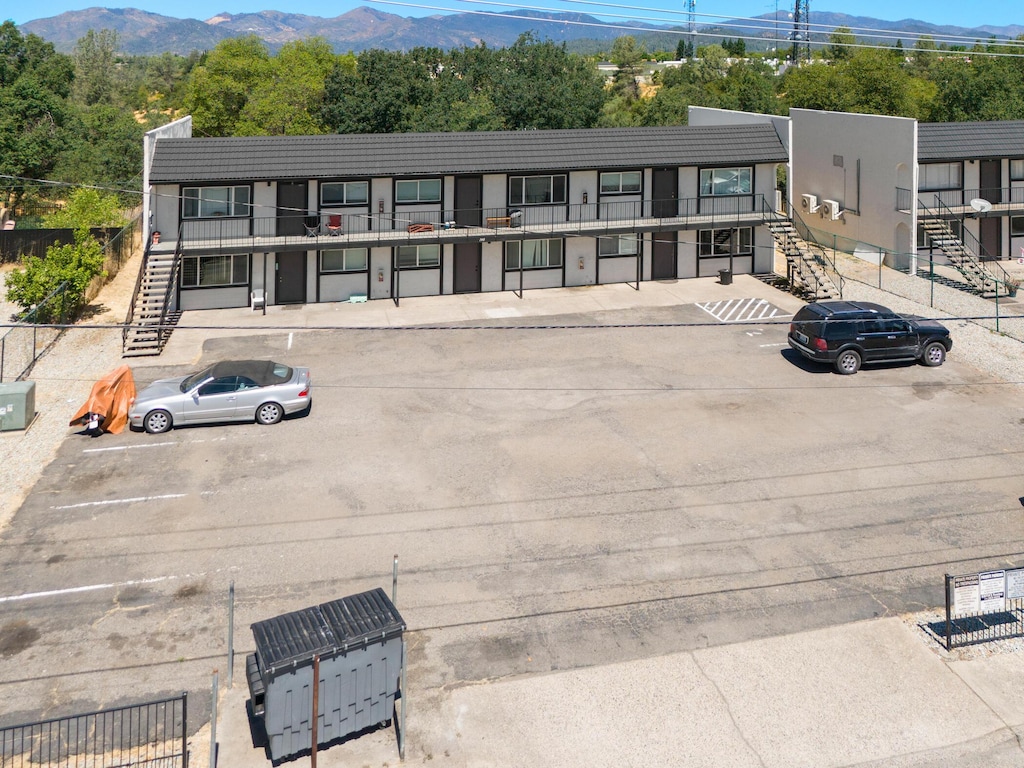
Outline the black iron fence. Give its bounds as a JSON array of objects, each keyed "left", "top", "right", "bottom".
[
  {"left": 0, "top": 228, "right": 119, "bottom": 264},
  {"left": 0, "top": 693, "right": 188, "bottom": 768},
  {"left": 943, "top": 569, "right": 1024, "bottom": 650}
]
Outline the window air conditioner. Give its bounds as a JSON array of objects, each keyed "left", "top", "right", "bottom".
[
  {"left": 821, "top": 199, "right": 842, "bottom": 220},
  {"left": 800, "top": 194, "right": 819, "bottom": 213}
]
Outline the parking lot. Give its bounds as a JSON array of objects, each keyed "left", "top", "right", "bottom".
[{"left": 2, "top": 289, "right": 1024, "bottom": 762}]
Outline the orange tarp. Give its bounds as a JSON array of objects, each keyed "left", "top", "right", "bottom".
[{"left": 69, "top": 365, "right": 136, "bottom": 435}]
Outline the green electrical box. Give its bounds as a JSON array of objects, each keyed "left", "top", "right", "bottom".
[{"left": 0, "top": 381, "right": 36, "bottom": 431}]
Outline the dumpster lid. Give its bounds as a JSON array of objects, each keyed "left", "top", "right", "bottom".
[{"left": 251, "top": 588, "right": 406, "bottom": 673}]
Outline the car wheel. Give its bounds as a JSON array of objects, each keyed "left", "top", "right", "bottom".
[
  {"left": 921, "top": 341, "right": 946, "bottom": 367},
  {"left": 255, "top": 402, "right": 283, "bottom": 425},
  {"left": 144, "top": 409, "right": 172, "bottom": 434},
  {"left": 835, "top": 349, "right": 861, "bottom": 375}
]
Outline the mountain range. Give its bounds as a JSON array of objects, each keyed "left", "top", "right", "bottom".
[{"left": 18, "top": 6, "right": 1024, "bottom": 56}]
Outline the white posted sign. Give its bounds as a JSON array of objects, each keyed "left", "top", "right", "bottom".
[
  {"left": 979, "top": 570, "right": 1007, "bottom": 613},
  {"left": 952, "top": 574, "right": 980, "bottom": 617}
]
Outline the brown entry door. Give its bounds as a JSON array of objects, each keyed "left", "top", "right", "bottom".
[
  {"left": 454, "top": 243, "right": 481, "bottom": 293},
  {"left": 652, "top": 168, "right": 678, "bottom": 218},
  {"left": 276, "top": 252, "right": 306, "bottom": 303},
  {"left": 455, "top": 176, "right": 483, "bottom": 227},
  {"left": 651, "top": 232, "right": 676, "bottom": 279},
  {"left": 979, "top": 217, "right": 1001, "bottom": 260},
  {"left": 277, "top": 182, "right": 307, "bottom": 236},
  {"left": 979, "top": 159, "right": 1002, "bottom": 205}
]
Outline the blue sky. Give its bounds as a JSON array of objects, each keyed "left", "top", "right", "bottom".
[{"left": 5, "top": 0, "right": 1020, "bottom": 30}]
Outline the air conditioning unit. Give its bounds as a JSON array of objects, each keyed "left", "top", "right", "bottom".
[
  {"left": 821, "top": 199, "right": 842, "bottom": 220},
  {"left": 800, "top": 194, "right": 819, "bottom": 213}
]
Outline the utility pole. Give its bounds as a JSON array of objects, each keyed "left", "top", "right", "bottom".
[
  {"left": 687, "top": 0, "right": 696, "bottom": 57},
  {"left": 791, "top": 0, "right": 809, "bottom": 62}
]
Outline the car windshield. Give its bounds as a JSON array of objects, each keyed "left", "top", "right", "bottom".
[{"left": 180, "top": 366, "right": 215, "bottom": 393}]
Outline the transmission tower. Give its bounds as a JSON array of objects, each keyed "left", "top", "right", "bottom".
[
  {"left": 686, "top": 0, "right": 696, "bottom": 57},
  {"left": 791, "top": 0, "right": 809, "bottom": 62}
]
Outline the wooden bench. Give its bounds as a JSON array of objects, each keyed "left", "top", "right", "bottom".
[
  {"left": 406, "top": 223, "right": 433, "bottom": 233},
  {"left": 486, "top": 216, "right": 512, "bottom": 228}
]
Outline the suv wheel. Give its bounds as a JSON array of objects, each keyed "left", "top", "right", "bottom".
[
  {"left": 835, "top": 349, "right": 862, "bottom": 375},
  {"left": 921, "top": 341, "right": 946, "bottom": 367}
]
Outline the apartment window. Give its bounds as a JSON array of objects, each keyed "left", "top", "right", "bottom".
[
  {"left": 395, "top": 179, "right": 441, "bottom": 203},
  {"left": 505, "top": 239, "right": 563, "bottom": 269},
  {"left": 321, "top": 248, "right": 368, "bottom": 272},
  {"left": 698, "top": 227, "right": 752, "bottom": 257},
  {"left": 1012, "top": 160, "right": 1024, "bottom": 181},
  {"left": 598, "top": 234, "right": 640, "bottom": 257},
  {"left": 509, "top": 175, "right": 567, "bottom": 205},
  {"left": 181, "top": 254, "right": 249, "bottom": 287},
  {"left": 396, "top": 244, "right": 440, "bottom": 268},
  {"left": 321, "top": 181, "right": 368, "bottom": 206},
  {"left": 1011, "top": 216, "right": 1024, "bottom": 237},
  {"left": 699, "top": 167, "right": 752, "bottom": 196},
  {"left": 919, "top": 163, "right": 962, "bottom": 191},
  {"left": 182, "top": 186, "right": 251, "bottom": 218},
  {"left": 600, "top": 171, "right": 642, "bottom": 194}
]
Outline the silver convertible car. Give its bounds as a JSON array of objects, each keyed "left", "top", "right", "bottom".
[{"left": 129, "top": 360, "right": 312, "bottom": 433}]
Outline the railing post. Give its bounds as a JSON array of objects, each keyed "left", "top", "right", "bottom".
[
  {"left": 182, "top": 691, "right": 189, "bottom": 768},
  {"left": 945, "top": 574, "right": 953, "bottom": 652}
]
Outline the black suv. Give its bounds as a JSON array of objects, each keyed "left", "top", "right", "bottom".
[{"left": 788, "top": 301, "right": 952, "bottom": 374}]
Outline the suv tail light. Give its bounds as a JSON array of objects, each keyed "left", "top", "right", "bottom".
[{"left": 813, "top": 338, "right": 829, "bottom": 351}]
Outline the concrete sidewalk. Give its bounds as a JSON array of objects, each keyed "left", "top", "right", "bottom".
[{"left": 200, "top": 617, "right": 1024, "bottom": 768}]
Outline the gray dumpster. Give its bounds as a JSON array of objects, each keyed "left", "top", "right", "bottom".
[
  {"left": 0, "top": 381, "right": 36, "bottom": 431},
  {"left": 247, "top": 588, "right": 405, "bottom": 763}
]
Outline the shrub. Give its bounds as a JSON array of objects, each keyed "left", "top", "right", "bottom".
[{"left": 4, "top": 228, "right": 106, "bottom": 322}]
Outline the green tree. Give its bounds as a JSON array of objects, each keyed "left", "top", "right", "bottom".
[
  {"left": 236, "top": 38, "right": 338, "bottom": 136},
  {"left": 4, "top": 227, "right": 106, "bottom": 321},
  {"left": 826, "top": 27, "right": 855, "bottom": 61},
  {"left": 609, "top": 36, "right": 647, "bottom": 100},
  {"left": 43, "top": 188, "right": 127, "bottom": 228},
  {"left": 0, "top": 22, "right": 74, "bottom": 205},
  {"left": 72, "top": 29, "right": 119, "bottom": 106},
  {"left": 183, "top": 36, "right": 271, "bottom": 136}
]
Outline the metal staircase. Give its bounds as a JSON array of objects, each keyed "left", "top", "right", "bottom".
[
  {"left": 918, "top": 203, "right": 1014, "bottom": 298},
  {"left": 764, "top": 215, "right": 841, "bottom": 301},
  {"left": 122, "top": 241, "right": 182, "bottom": 357}
]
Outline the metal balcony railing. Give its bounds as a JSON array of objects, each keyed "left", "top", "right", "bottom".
[{"left": 166, "top": 195, "right": 771, "bottom": 255}]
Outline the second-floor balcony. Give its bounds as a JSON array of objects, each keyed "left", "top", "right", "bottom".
[
  {"left": 154, "top": 194, "right": 775, "bottom": 257},
  {"left": 896, "top": 186, "right": 1024, "bottom": 215}
]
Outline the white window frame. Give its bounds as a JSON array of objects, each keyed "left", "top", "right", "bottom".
[
  {"left": 320, "top": 248, "right": 368, "bottom": 273},
  {"left": 320, "top": 181, "right": 369, "bottom": 207},
  {"left": 396, "top": 244, "right": 440, "bottom": 268},
  {"left": 699, "top": 167, "right": 752, "bottom": 197},
  {"left": 598, "top": 234, "right": 640, "bottom": 257},
  {"left": 600, "top": 171, "right": 642, "bottom": 195},
  {"left": 698, "top": 227, "right": 752, "bottom": 257},
  {"left": 509, "top": 175, "right": 567, "bottom": 206},
  {"left": 395, "top": 179, "right": 441, "bottom": 204},
  {"left": 919, "top": 162, "right": 963, "bottom": 191},
  {"left": 1011, "top": 160, "right": 1024, "bottom": 181},
  {"left": 505, "top": 239, "right": 564, "bottom": 270},
  {"left": 182, "top": 185, "right": 251, "bottom": 218},
  {"left": 181, "top": 254, "right": 249, "bottom": 287}
]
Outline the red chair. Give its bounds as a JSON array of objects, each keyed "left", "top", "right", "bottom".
[{"left": 326, "top": 214, "right": 342, "bottom": 236}]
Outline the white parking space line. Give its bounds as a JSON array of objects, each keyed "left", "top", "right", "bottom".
[
  {"left": 696, "top": 298, "right": 783, "bottom": 323},
  {"left": 288, "top": 332, "right": 293, "bottom": 350},
  {"left": 51, "top": 494, "right": 186, "bottom": 510},
  {"left": 0, "top": 569, "right": 233, "bottom": 604},
  {"left": 83, "top": 442, "right": 175, "bottom": 453}
]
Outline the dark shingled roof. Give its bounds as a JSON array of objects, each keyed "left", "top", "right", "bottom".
[
  {"left": 919, "top": 121, "right": 1024, "bottom": 162},
  {"left": 148, "top": 124, "right": 788, "bottom": 183}
]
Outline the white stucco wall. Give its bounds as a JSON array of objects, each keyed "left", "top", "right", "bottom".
[
  {"left": 143, "top": 116, "right": 192, "bottom": 243},
  {"left": 790, "top": 109, "right": 916, "bottom": 258}
]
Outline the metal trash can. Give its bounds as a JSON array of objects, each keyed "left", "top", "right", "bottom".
[
  {"left": 718, "top": 268, "right": 733, "bottom": 285},
  {"left": 247, "top": 588, "right": 405, "bottom": 762}
]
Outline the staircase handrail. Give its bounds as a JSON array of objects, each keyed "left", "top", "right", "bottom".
[
  {"left": 123, "top": 235, "right": 151, "bottom": 350},
  {"left": 760, "top": 198, "right": 841, "bottom": 298},
  {"left": 156, "top": 233, "right": 184, "bottom": 351},
  {"left": 925, "top": 195, "right": 1014, "bottom": 295}
]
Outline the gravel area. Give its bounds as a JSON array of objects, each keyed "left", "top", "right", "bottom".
[{"left": 0, "top": 255, "right": 140, "bottom": 530}]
